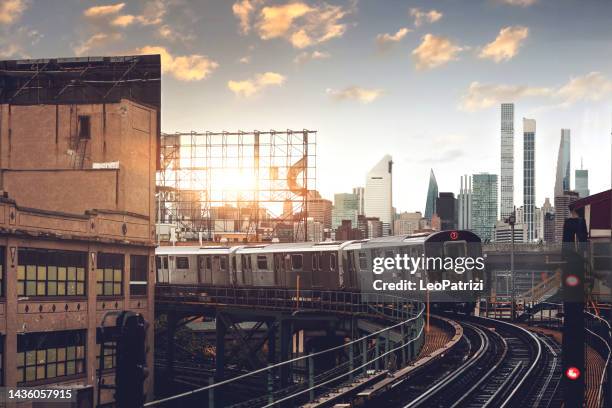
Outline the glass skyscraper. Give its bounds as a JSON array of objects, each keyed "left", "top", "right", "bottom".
[
  {"left": 471, "top": 173, "right": 498, "bottom": 241},
  {"left": 424, "top": 169, "right": 438, "bottom": 220},
  {"left": 575, "top": 168, "right": 589, "bottom": 198},
  {"left": 364, "top": 155, "right": 393, "bottom": 236},
  {"left": 523, "top": 118, "right": 536, "bottom": 241},
  {"left": 500, "top": 103, "right": 514, "bottom": 220},
  {"left": 331, "top": 193, "right": 360, "bottom": 229},
  {"left": 554, "top": 129, "right": 571, "bottom": 196}
]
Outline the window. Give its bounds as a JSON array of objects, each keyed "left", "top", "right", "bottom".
[
  {"left": 96, "top": 328, "right": 118, "bottom": 372},
  {"left": 358, "top": 252, "right": 367, "bottom": 270},
  {"left": 130, "top": 255, "right": 148, "bottom": 296},
  {"left": 78, "top": 116, "right": 90, "bottom": 139},
  {"left": 205, "top": 257, "right": 211, "bottom": 270},
  {"left": 97, "top": 253, "right": 123, "bottom": 296},
  {"left": 220, "top": 256, "right": 227, "bottom": 271},
  {"left": 232, "top": 257, "right": 237, "bottom": 271},
  {"left": 291, "top": 254, "right": 303, "bottom": 270},
  {"left": 312, "top": 253, "right": 319, "bottom": 271},
  {"left": 257, "top": 255, "right": 268, "bottom": 270},
  {"left": 330, "top": 253, "right": 337, "bottom": 271},
  {"left": 0, "top": 247, "right": 4, "bottom": 297},
  {"left": 176, "top": 257, "right": 190, "bottom": 269},
  {"left": 17, "top": 330, "right": 86, "bottom": 384},
  {"left": 17, "top": 249, "right": 86, "bottom": 297}
]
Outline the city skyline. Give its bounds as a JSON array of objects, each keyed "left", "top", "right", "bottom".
[{"left": 2, "top": 0, "right": 611, "bottom": 212}]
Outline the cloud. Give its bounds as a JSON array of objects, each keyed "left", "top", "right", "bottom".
[
  {"left": 459, "top": 72, "right": 612, "bottom": 111},
  {"left": 137, "top": 45, "right": 219, "bottom": 81},
  {"left": 555, "top": 72, "right": 612, "bottom": 106},
  {"left": 376, "top": 27, "right": 410, "bottom": 50},
  {"left": 239, "top": 55, "right": 251, "bottom": 64},
  {"left": 409, "top": 8, "right": 442, "bottom": 27},
  {"left": 497, "top": 0, "right": 537, "bottom": 6},
  {"left": 479, "top": 26, "right": 528, "bottom": 62},
  {"left": 0, "top": 0, "right": 28, "bottom": 24},
  {"left": 294, "top": 50, "right": 330, "bottom": 64},
  {"left": 234, "top": 1, "right": 353, "bottom": 48},
  {"left": 460, "top": 82, "right": 551, "bottom": 111},
  {"left": 73, "top": 32, "right": 123, "bottom": 56},
  {"left": 111, "top": 14, "right": 135, "bottom": 27},
  {"left": 0, "top": 25, "right": 40, "bottom": 58},
  {"left": 228, "top": 72, "right": 286, "bottom": 97},
  {"left": 157, "top": 24, "right": 195, "bottom": 42},
  {"left": 412, "top": 34, "right": 463, "bottom": 70},
  {"left": 232, "top": 0, "right": 259, "bottom": 34},
  {"left": 326, "top": 86, "right": 384, "bottom": 103},
  {"left": 84, "top": 3, "right": 126, "bottom": 18}
]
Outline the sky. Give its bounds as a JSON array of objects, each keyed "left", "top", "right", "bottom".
[{"left": 1, "top": 0, "right": 611, "bottom": 214}]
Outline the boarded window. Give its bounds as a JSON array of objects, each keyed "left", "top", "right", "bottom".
[{"left": 78, "top": 116, "right": 91, "bottom": 139}]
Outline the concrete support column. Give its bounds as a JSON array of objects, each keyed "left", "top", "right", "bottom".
[
  {"left": 5, "top": 242, "right": 18, "bottom": 388},
  {"left": 215, "top": 313, "right": 227, "bottom": 381}
]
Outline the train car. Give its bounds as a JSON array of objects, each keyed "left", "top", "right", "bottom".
[{"left": 155, "top": 246, "right": 240, "bottom": 285}]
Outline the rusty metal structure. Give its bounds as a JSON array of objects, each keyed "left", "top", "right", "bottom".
[{"left": 156, "top": 130, "right": 316, "bottom": 242}]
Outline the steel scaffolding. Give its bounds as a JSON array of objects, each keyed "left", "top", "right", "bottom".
[{"left": 156, "top": 130, "right": 316, "bottom": 242}]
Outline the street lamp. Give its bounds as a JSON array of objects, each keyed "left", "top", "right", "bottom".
[{"left": 504, "top": 208, "right": 516, "bottom": 320}]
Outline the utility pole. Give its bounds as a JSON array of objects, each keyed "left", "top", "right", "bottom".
[{"left": 505, "top": 208, "right": 516, "bottom": 320}]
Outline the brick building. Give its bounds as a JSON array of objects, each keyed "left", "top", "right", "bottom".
[{"left": 0, "top": 55, "right": 160, "bottom": 405}]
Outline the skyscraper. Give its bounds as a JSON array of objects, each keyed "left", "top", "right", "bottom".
[
  {"left": 554, "top": 191, "right": 579, "bottom": 242},
  {"left": 331, "top": 193, "right": 359, "bottom": 229},
  {"left": 424, "top": 169, "right": 438, "bottom": 220},
  {"left": 364, "top": 155, "right": 393, "bottom": 236},
  {"left": 458, "top": 175, "right": 472, "bottom": 229},
  {"left": 472, "top": 173, "right": 498, "bottom": 241},
  {"left": 352, "top": 187, "right": 365, "bottom": 215},
  {"left": 523, "top": 118, "right": 536, "bottom": 241},
  {"left": 554, "top": 129, "right": 571, "bottom": 196},
  {"left": 500, "top": 103, "right": 514, "bottom": 220},
  {"left": 575, "top": 168, "right": 589, "bottom": 198},
  {"left": 436, "top": 192, "right": 457, "bottom": 230}
]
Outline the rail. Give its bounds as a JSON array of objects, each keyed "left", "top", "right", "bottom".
[{"left": 149, "top": 285, "right": 426, "bottom": 407}]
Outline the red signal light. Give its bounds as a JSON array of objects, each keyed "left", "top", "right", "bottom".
[
  {"left": 450, "top": 231, "right": 459, "bottom": 240},
  {"left": 565, "top": 366, "right": 581, "bottom": 380}
]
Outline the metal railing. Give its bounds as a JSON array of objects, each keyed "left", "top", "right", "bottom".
[{"left": 150, "top": 286, "right": 425, "bottom": 407}]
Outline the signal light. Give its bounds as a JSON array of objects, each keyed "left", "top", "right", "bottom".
[
  {"left": 565, "top": 366, "right": 581, "bottom": 380},
  {"left": 565, "top": 274, "right": 580, "bottom": 287}
]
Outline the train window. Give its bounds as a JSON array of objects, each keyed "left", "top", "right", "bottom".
[
  {"left": 163, "top": 257, "right": 168, "bottom": 269},
  {"left": 257, "top": 255, "right": 268, "bottom": 270},
  {"left": 247, "top": 256, "right": 252, "bottom": 270},
  {"left": 220, "top": 257, "right": 227, "bottom": 271},
  {"left": 385, "top": 250, "right": 394, "bottom": 259},
  {"left": 444, "top": 241, "right": 467, "bottom": 258},
  {"left": 156, "top": 257, "right": 161, "bottom": 269},
  {"left": 176, "top": 257, "right": 189, "bottom": 269},
  {"left": 205, "top": 257, "right": 212, "bottom": 270},
  {"left": 291, "top": 254, "right": 303, "bottom": 270},
  {"left": 358, "top": 252, "right": 367, "bottom": 270},
  {"left": 313, "top": 254, "right": 319, "bottom": 271},
  {"left": 330, "top": 253, "right": 337, "bottom": 271}
]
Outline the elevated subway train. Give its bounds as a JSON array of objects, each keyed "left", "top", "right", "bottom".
[{"left": 155, "top": 230, "right": 484, "bottom": 313}]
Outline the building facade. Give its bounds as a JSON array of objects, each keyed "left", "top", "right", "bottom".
[
  {"left": 458, "top": 175, "right": 472, "bottom": 230},
  {"left": 500, "top": 103, "right": 514, "bottom": 220},
  {"left": 331, "top": 193, "right": 359, "bottom": 229},
  {"left": 352, "top": 187, "right": 365, "bottom": 216},
  {"left": 393, "top": 212, "right": 422, "bottom": 235},
  {"left": 494, "top": 220, "right": 527, "bottom": 243},
  {"left": 436, "top": 192, "right": 457, "bottom": 230},
  {"left": 575, "top": 169, "right": 589, "bottom": 198},
  {"left": 523, "top": 118, "right": 536, "bottom": 241},
  {"left": 364, "top": 155, "right": 393, "bottom": 236},
  {"left": 307, "top": 191, "right": 332, "bottom": 231},
  {"left": 471, "top": 173, "right": 498, "bottom": 241},
  {"left": 0, "top": 55, "right": 160, "bottom": 405},
  {"left": 554, "top": 191, "right": 579, "bottom": 242}
]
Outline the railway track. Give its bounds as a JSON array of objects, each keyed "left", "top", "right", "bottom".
[{"left": 377, "top": 314, "right": 561, "bottom": 408}]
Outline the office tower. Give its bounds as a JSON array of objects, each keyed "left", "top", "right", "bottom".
[
  {"left": 575, "top": 168, "right": 589, "bottom": 198},
  {"left": 352, "top": 187, "right": 365, "bottom": 215},
  {"left": 523, "top": 118, "right": 536, "bottom": 241},
  {"left": 436, "top": 192, "right": 457, "bottom": 230},
  {"left": 458, "top": 175, "right": 472, "bottom": 229},
  {"left": 331, "top": 193, "right": 359, "bottom": 229},
  {"left": 554, "top": 129, "right": 571, "bottom": 196},
  {"left": 500, "top": 103, "right": 514, "bottom": 220},
  {"left": 472, "top": 173, "right": 498, "bottom": 241},
  {"left": 540, "top": 198, "right": 554, "bottom": 242},
  {"left": 554, "top": 191, "right": 579, "bottom": 242},
  {"left": 364, "top": 155, "right": 393, "bottom": 236},
  {"left": 394, "top": 211, "right": 423, "bottom": 235},
  {"left": 307, "top": 190, "right": 332, "bottom": 230},
  {"left": 494, "top": 220, "right": 527, "bottom": 243},
  {"left": 424, "top": 169, "right": 438, "bottom": 220}
]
